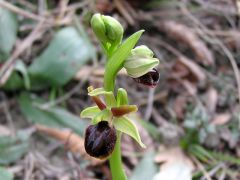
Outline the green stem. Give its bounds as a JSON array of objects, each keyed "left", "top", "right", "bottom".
[
  {"left": 109, "top": 131, "right": 126, "bottom": 180},
  {"left": 104, "top": 68, "right": 126, "bottom": 180},
  {"left": 103, "top": 30, "right": 144, "bottom": 180}
]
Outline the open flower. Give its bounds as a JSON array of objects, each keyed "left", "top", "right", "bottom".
[
  {"left": 81, "top": 87, "right": 145, "bottom": 158},
  {"left": 124, "top": 45, "right": 160, "bottom": 87}
]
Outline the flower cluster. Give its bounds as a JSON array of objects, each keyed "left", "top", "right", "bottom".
[{"left": 81, "top": 14, "right": 160, "bottom": 161}]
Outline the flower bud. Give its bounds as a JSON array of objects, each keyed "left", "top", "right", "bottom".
[
  {"left": 133, "top": 68, "right": 159, "bottom": 88},
  {"left": 124, "top": 45, "right": 159, "bottom": 78},
  {"left": 91, "top": 13, "right": 123, "bottom": 47},
  {"left": 84, "top": 121, "right": 116, "bottom": 159}
]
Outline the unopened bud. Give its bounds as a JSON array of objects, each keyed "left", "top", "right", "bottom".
[{"left": 91, "top": 13, "right": 123, "bottom": 47}]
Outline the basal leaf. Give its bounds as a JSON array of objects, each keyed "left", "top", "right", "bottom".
[
  {"left": 0, "top": 167, "right": 13, "bottom": 180},
  {"left": 113, "top": 116, "right": 145, "bottom": 148},
  {"left": 18, "top": 92, "right": 88, "bottom": 135},
  {"left": 0, "top": 4, "right": 18, "bottom": 61},
  {"left": 28, "top": 26, "right": 94, "bottom": 88},
  {"left": 0, "top": 131, "right": 30, "bottom": 165}
]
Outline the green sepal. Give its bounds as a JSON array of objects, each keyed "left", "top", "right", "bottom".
[
  {"left": 117, "top": 88, "right": 128, "bottom": 106},
  {"left": 88, "top": 87, "right": 116, "bottom": 106},
  {"left": 113, "top": 116, "right": 146, "bottom": 148},
  {"left": 80, "top": 106, "right": 100, "bottom": 119},
  {"left": 92, "top": 109, "right": 111, "bottom": 124}
]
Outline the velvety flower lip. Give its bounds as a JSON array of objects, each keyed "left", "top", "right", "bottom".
[
  {"left": 84, "top": 121, "right": 117, "bottom": 159},
  {"left": 133, "top": 68, "right": 160, "bottom": 87}
]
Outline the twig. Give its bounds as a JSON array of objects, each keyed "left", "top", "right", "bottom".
[
  {"left": 0, "top": 20, "right": 46, "bottom": 86},
  {"left": 38, "top": 66, "right": 97, "bottom": 109},
  {"left": 0, "top": 0, "right": 47, "bottom": 22},
  {"left": 191, "top": 155, "right": 212, "bottom": 180},
  {"left": 180, "top": 4, "right": 240, "bottom": 127},
  {"left": 144, "top": 88, "right": 155, "bottom": 120},
  {"left": 114, "top": 0, "right": 135, "bottom": 26}
]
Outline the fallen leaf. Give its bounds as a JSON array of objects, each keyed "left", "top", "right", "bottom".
[
  {"left": 177, "top": 56, "right": 206, "bottom": 85},
  {"left": 0, "top": 125, "right": 11, "bottom": 136},
  {"left": 211, "top": 113, "right": 231, "bottom": 125},
  {"left": 205, "top": 87, "right": 218, "bottom": 116},
  {"left": 154, "top": 147, "right": 194, "bottom": 180},
  {"left": 173, "top": 95, "right": 188, "bottom": 120},
  {"left": 159, "top": 21, "right": 214, "bottom": 66},
  {"left": 36, "top": 124, "right": 104, "bottom": 165}
]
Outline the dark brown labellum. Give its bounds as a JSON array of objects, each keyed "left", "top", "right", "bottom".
[
  {"left": 84, "top": 121, "right": 116, "bottom": 159},
  {"left": 133, "top": 68, "right": 159, "bottom": 87}
]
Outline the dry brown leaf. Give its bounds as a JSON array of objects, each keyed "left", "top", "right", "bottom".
[
  {"left": 160, "top": 21, "right": 214, "bottom": 66},
  {"left": 0, "top": 125, "right": 11, "bottom": 136},
  {"left": 154, "top": 146, "right": 194, "bottom": 180},
  {"left": 205, "top": 87, "right": 218, "bottom": 116},
  {"left": 177, "top": 56, "right": 206, "bottom": 85},
  {"left": 173, "top": 95, "right": 188, "bottom": 120},
  {"left": 36, "top": 124, "right": 104, "bottom": 166},
  {"left": 211, "top": 113, "right": 231, "bottom": 125},
  {"left": 154, "top": 147, "right": 194, "bottom": 170}
]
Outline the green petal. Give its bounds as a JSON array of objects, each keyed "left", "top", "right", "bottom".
[
  {"left": 113, "top": 117, "right": 146, "bottom": 148},
  {"left": 80, "top": 106, "right": 100, "bottom": 119},
  {"left": 117, "top": 88, "right": 129, "bottom": 106}
]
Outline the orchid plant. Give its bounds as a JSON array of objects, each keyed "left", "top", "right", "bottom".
[{"left": 81, "top": 13, "right": 160, "bottom": 180}]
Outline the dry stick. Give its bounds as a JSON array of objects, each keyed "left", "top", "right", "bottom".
[
  {"left": 0, "top": 0, "right": 45, "bottom": 22},
  {"left": 191, "top": 156, "right": 212, "bottom": 180},
  {"left": 180, "top": 4, "right": 240, "bottom": 127},
  {"left": 144, "top": 88, "right": 155, "bottom": 121},
  {"left": 0, "top": 20, "right": 46, "bottom": 85},
  {"left": 114, "top": 0, "right": 135, "bottom": 26}
]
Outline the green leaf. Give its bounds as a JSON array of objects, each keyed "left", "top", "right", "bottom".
[
  {"left": 0, "top": 5, "right": 18, "bottom": 61},
  {"left": 0, "top": 131, "right": 30, "bottom": 165},
  {"left": 104, "top": 30, "right": 144, "bottom": 91},
  {"left": 130, "top": 152, "right": 158, "bottom": 180},
  {"left": 18, "top": 92, "right": 87, "bottom": 135},
  {"left": 15, "top": 60, "right": 30, "bottom": 89},
  {"left": 2, "top": 60, "right": 30, "bottom": 91},
  {"left": 0, "top": 167, "right": 13, "bottom": 180},
  {"left": 80, "top": 106, "right": 100, "bottom": 119},
  {"left": 117, "top": 88, "right": 128, "bottom": 106},
  {"left": 2, "top": 71, "right": 24, "bottom": 90},
  {"left": 28, "top": 26, "right": 94, "bottom": 88},
  {"left": 113, "top": 116, "right": 146, "bottom": 148}
]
